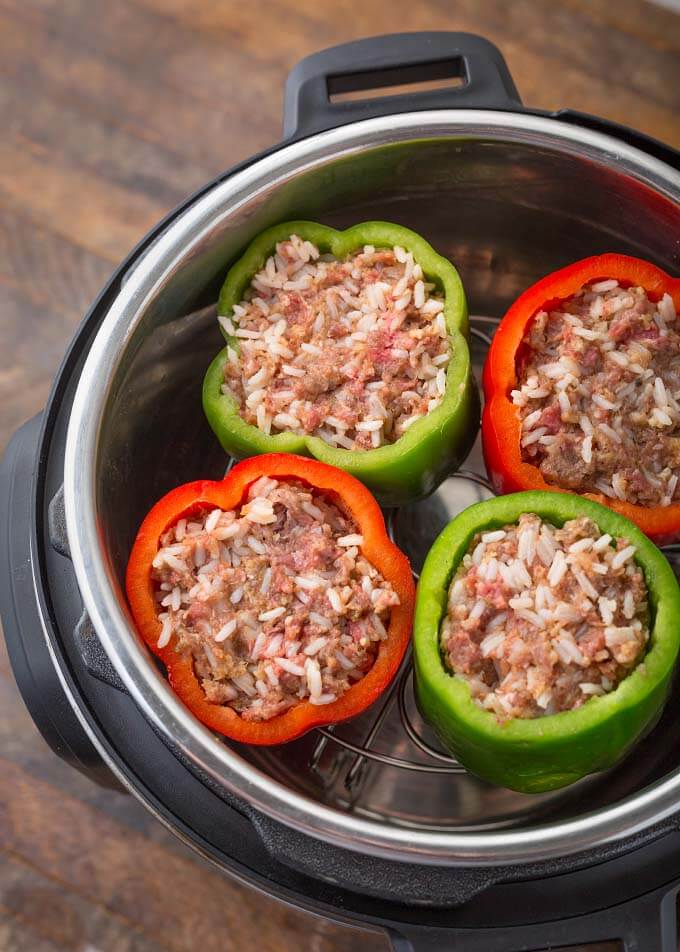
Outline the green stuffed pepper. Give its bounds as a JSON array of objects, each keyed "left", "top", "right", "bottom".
[
  {"left": 414, "top": 491, "right": 680, "bottom": 793},
  {"left": 203, "top": 220, "right": 479, "bottom": 506}
]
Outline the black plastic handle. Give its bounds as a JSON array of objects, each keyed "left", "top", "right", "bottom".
[
  {"left": 388, "top": 880, "right": 679, "bottom": 952},
  {"left": 0, "top": 415, "right": 119, "bottom": 786},
  {"left": 283, "top": 32, "right": 522, "bottom": 140}
]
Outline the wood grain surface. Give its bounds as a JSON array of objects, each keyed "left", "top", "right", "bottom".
[{"left": 1, "top": 1, "right": 679, "bottom": 949}]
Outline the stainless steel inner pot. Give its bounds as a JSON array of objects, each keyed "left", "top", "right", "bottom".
[{"left": 64, "top": 110, "right": 680, "bottom": 866}]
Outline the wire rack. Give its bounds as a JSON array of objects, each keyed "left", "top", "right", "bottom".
[{"left": 307, "top": 479, "right": 494, "bottom": 791}]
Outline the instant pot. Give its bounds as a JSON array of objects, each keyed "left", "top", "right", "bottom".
[{"left": 2, "top": 33, "right": 680, "bottom": 951}]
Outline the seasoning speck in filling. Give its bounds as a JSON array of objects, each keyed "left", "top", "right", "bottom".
[
  {"left": 151, "top": 478, "right": 400, "bottom": 721},
  {"left": 513, "top": 282, "right": 679, "bottom": 506},
  {"left": 220, "top": 235, "right": 450, "bottom": 450},
  {"left": 441, "top": 514, "right": 649, "bottom": 720}
]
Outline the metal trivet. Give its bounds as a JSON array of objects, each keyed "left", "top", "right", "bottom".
[{"left": 306, "top": 479, "right": 489, "bottom": 794}]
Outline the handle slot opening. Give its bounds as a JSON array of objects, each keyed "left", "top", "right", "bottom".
[{"left": 327, "top": 57, "right": 467, "bottom": 104}]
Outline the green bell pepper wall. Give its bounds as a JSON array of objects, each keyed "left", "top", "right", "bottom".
[
  {"left": 203, "top": 220, "right": 479, "bottom": 506},
  {"left": 414, "top": 491, "right": 680, "bottom": 793}
]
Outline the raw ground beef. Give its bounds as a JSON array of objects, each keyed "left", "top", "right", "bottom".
[
  {"left": 513, "top": 281, "right": 679, "bottom": 507},
  {"left": 151, "top": 477, "right": 399, "bottom": 721},
  {"left": 220, "top": 235, "right": 450, "bottom": 450},
  {"left": 441, "top": 513, "right": 649, "bottom": 720}
]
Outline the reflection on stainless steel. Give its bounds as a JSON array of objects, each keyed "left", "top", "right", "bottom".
[
  {"left": 63, "top": 111, "right": 680, "bottom": 864},
  {"left": 398, "top": 667, "right": 464, "bottom": 766},
  {"left": 454, "top": 470, "right": 496, "bottom": 494},
  {"left": 469, "top": 326, "right": 494, "bottom": 347}
]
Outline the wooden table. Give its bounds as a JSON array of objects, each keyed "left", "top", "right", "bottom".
[{"left": 1, "top": 1, "right": 678, "bottom": 949}]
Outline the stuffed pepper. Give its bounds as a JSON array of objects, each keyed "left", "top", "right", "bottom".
[
  {"left": 482, "top": 254, "right": 680, "bottom": 543},
  {"left": 203, "top": 221, "right": 479, "bottom": 506},
  {"left": 126, "top": 454, "right": 415, "bottom": 744},
  {"left": 414, "top": 491, "right": 680, "bottom": 793}
]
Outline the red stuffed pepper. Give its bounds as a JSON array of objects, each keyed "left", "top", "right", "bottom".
[
  {"left": 126, "top": 454, "right": 415, "bottom": 745},
  {"left": 483, "top": 254, "right": 680, "bottom": 543}
]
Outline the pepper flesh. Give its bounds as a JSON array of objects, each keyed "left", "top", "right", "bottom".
[
  {"left": 203, "top": 220, "right": 479, "bottom": 507},
  {"left": 482, "top": 254, "right": 680, "bottom": 544},
  {"left": 126, "top": 454, "right": 415, "bottom": 745},
  {"left": 413, "top": 490, "right": 680, "bottom": 793}
]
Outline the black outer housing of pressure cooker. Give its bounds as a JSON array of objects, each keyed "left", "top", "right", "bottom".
[{"left": 2, "top": 33, "right": 680, "bottom": 952}]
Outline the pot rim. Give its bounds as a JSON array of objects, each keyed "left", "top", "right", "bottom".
[{"left": 64, "top": 109, "right": 680, "bottom": 865}]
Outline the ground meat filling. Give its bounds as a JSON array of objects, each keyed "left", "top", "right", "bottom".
[
  {"left": 220, "top": 235, "right": 450, "bottom": 450},
  {"left": 151, "top": 478, "right": 400, "bottom": 721},
  {"left": 441, "top": 514, "right": 649, "bottom": 720},
  {"left": 512, "top": 282, "right": 679, "bottom": 507}
]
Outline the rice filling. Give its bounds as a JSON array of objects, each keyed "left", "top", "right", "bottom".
[
  {"left": 151, "top": 478, "right": 399, "bottom": 721},
  {"left": 513, "top": 282, "right": 679, "bottom": 507},
  {"left": 441, "top": 513, "right": 649, "bottom": 720},
  {"left": 220, "top": 236, "right": 450, "bottom": 450}
]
